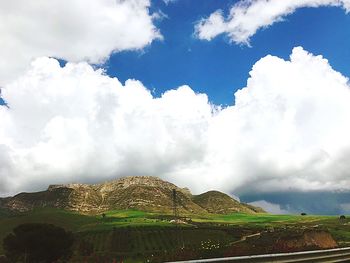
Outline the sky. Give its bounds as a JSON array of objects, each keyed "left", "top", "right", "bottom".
[
  {"left": 108, "top": 0, "right": 350, "bottom": 106},
  {"left": 1, "top": 0, "right": 350, "bottom": 214}
]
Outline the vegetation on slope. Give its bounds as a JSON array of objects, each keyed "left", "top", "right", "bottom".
[{"left": 192, "top": 191, "right": 264, "bottom": 214}]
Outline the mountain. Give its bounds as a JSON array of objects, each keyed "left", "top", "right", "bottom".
[
  {"left": 0, "top": 176, "right": 264, "bottom": 215},
  {"left": 192, "top": 191, "right": 265, "bottom": 214}
]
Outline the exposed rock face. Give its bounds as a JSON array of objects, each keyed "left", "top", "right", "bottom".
[{"left": 0, "top": 176, "right": 264, "bottom": 215}]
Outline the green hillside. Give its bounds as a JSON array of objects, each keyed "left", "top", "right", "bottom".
[{"left": 192, "top": 191, "right": 265, "bottom": 214}]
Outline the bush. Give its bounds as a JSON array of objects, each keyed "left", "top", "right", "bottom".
[{"left": 3, "top": 223, "right": 74, "bottom": 263}]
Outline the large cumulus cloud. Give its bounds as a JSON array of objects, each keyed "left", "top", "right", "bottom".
[
  {"left": 0, "top": 57, "right": 213, "bottom": 195},
  {"left": 1, "top": 47, "right": 350, "bottom": 200},
  {"left": 174, "top": 46, "right": 350, "bottom": 195},
  {"left": 0, "top": 0, "right": 161, "bottom": 84}
]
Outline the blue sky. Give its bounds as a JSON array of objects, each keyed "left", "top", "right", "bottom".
[{"left": 106, "top": 0, "right": 350, "bottom": 106}]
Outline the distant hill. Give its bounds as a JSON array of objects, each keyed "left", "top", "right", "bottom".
[
  {"left": 0, "top": 176, "right": 264, "bottom": 215},
  {"left": 192, "top": 191, "right": 265, "bottom": 214}
]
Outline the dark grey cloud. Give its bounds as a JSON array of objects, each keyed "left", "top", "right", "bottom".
[{"left": 241, "top": 191, "right": 350, "bottom": 215}]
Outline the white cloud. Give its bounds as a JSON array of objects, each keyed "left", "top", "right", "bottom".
[
  {"left": 196, "top": 46, "right": 350, "bottom": 194},
  {"left": 195, "top": 0, "right": 350, "bottom": 44},
  {"left": 249, "top": 200, "right": 290, "bottom": 214},
  {"left": 0, "top": 0, "right": 161, "bottom": 84},
  {"left": 2, "top": 47, "right": 350, "bottom": 198},
  {"left": 161, "top": 46, "right": 350, "bottom": 195},
  {"left": 163, "top": 0, "right": 178, "bottom": 5},
  {"left": 0, "top": 57, "right": 213, "bottom": 195}
]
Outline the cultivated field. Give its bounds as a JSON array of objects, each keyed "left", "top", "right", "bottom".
[{"left": 0, "top": 208, "right": 349, "bottom": 262}]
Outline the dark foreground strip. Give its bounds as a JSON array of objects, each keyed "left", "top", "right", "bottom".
[{"left": 166, "top": 247, "right": 350, "bottom": 263}]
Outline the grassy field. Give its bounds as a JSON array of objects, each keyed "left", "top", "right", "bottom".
[
  {"left": 0, "top": 209, "right": 349, "bottom": 262},
  {"left": 194, "top": 213, "right": 335, "bottom": 226},
  {"left": 0, "top": 208, "right": 174, "bottom": 251}
]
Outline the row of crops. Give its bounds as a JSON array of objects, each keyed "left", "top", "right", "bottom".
[{"left": 75, "top": 226, "right": 239, "bottom": 259}]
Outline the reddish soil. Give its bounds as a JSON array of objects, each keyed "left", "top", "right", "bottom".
[
  {"left": 273, "top": 230, "right": 337, "bottom": 252},
  {"left": 224, "top": 230, "right": 338, "bottom": 257}
]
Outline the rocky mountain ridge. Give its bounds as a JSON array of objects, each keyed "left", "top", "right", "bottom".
[{"left": 0, "top": 176, "right": 264, "bottom": 215}]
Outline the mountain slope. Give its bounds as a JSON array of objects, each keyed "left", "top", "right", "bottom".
[
  {"left": 192, "top": 191, "right": 264, "bottom": 214},
  {"left": 0, "top": 176, "right": 264, "bottom": 215}
]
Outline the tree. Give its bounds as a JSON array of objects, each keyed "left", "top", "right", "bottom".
[
  {"left": 340, "top": 215, "right": 346, "bottom": 223},
  {"left": 3, "top": 223, "right": 74, "bottom": 263}
]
